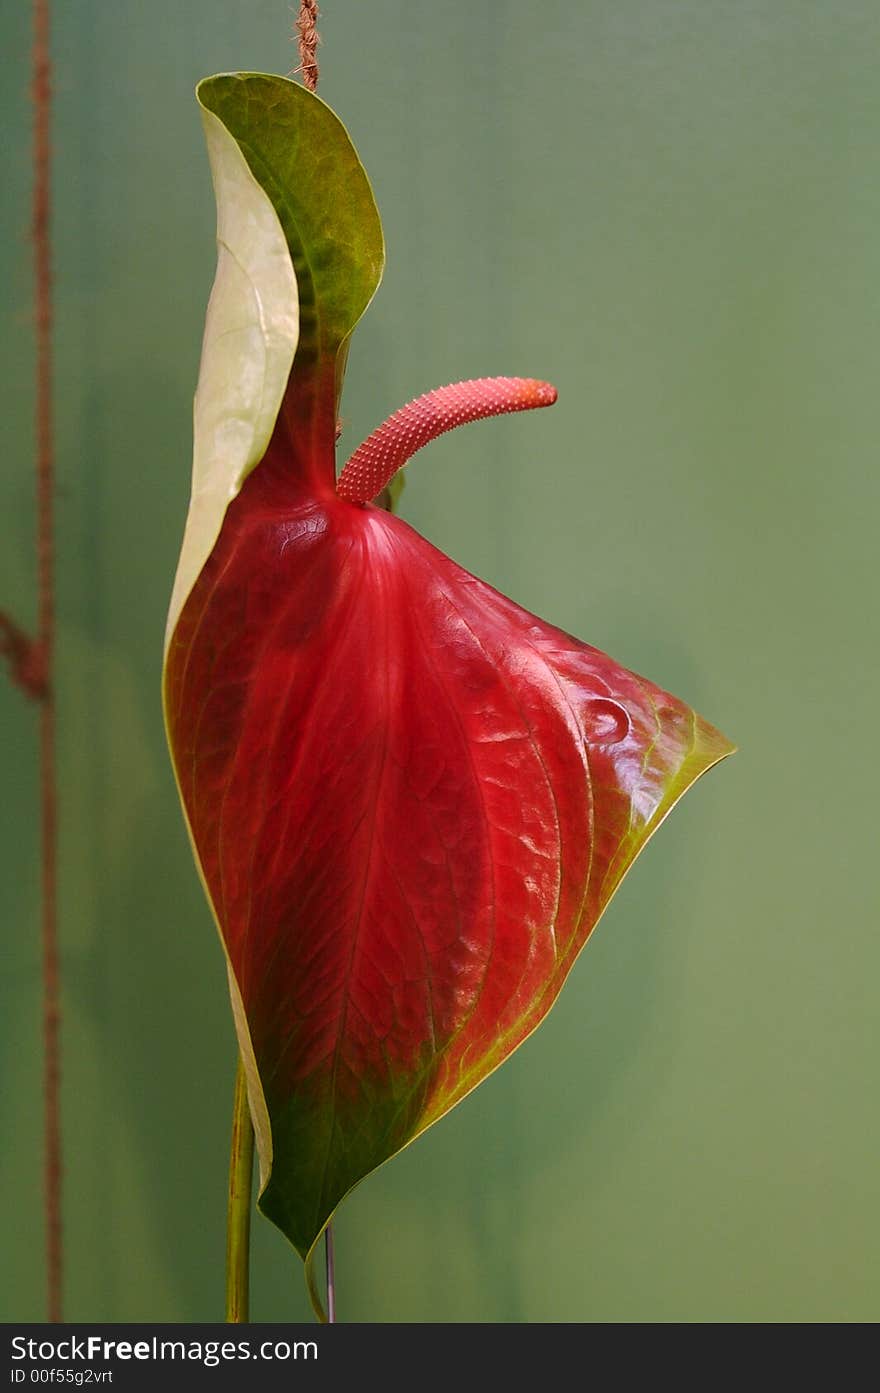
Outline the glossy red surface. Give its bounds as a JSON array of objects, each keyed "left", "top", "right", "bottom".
[{"left": 164, "top": 378, "right": 732, "bottom": 1258}]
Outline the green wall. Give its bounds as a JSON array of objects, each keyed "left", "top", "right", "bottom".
[{"left": 2, "top": 1, "right": 877, "bottom": 1322}]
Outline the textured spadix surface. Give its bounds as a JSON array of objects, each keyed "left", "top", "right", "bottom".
[{"left": 163, "top": 73, "right": 734, "bottom": 1317}]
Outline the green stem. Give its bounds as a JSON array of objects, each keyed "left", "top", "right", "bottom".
[
  {"left": 325, "top": 1222, "right": 336, "bottom": 1322},
  {"left": 225, "top": 1054, "right": 254, "bottom": 1322}
]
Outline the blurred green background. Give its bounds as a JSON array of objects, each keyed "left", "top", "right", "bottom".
[{"left": 2, "top": 1, "right": 877, "bottom": 1323}]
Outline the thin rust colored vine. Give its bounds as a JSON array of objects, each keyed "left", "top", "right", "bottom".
[
  {"left": 295, "top": 1, "right": 321, "bottom": 91},
  {"left": 1, "top": 0, "right": 62, "bottom": 1323}
]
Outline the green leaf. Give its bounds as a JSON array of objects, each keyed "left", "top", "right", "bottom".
[
  {"left": 166, "top": 74, "right": 386, "bottom": 648},
  {"left": 197, "top": 73, "right": 385, "bottom": 402}
]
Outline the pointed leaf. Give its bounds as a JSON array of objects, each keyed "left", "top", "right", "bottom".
[
  {"left": 167, "top": 73, "right": 385, "bottom": 645},
  {"left": 197, "top": 74, "right": 385, "bottom": 433}
]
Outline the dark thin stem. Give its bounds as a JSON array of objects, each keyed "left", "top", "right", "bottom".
[
  {"left": 225, "top": 1056, "right": 254, "bottom": 1322},
  {"left": 325, "top": 1223, "right": 336, "bottom": 1322}
]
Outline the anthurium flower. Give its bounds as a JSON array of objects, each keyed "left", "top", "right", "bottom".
[{"left": 163, "top": 73, "right": 734, "bottom": 1318}]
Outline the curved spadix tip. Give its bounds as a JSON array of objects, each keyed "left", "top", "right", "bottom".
[{"left": 336, "top": 375, "right": 558, "bottom": 504}]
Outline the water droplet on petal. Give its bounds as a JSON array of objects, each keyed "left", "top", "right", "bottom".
[{"left": 584, "top": 697, "right": 630, "bottom": 745}]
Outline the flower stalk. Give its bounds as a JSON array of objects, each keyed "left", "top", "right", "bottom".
[{"left": 225, "top": 1056, "right": 254, "bottom": 1323}]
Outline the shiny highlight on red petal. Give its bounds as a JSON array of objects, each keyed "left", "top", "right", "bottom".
[{"left": 336, "top": 376, "right": 558, "bottom": 503}]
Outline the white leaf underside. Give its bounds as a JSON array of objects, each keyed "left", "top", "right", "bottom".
[
  {"left": 165, "top": 103, "right": 299, "bottom": 652},
  {"left": 164, "top": 101, "right": 301, "bottom": 1192}
]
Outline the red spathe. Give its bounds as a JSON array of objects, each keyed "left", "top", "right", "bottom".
[{"left": 165, "top": 382, "right": 732, "bottom": 1257}]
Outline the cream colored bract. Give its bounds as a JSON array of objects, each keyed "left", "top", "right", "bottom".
[{"left": 165, "top": 103, "right": 299, "bottom": 652}]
